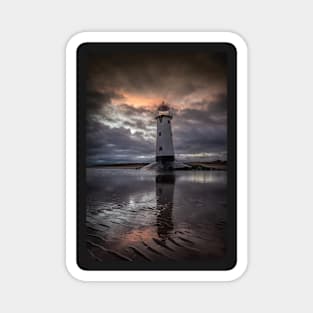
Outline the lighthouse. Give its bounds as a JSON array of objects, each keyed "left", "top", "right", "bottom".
[
  {"left": 155, "top": 102, "right": 175, "bottom": 167},
  {"left": 141, "top": 101, "right": 191, "bottom": 171}
]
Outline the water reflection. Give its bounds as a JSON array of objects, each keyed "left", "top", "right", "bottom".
[
  {"left": 86, "top": 168, "right": 227, "bottom": 262},
  {"left": 156, "top": 174, "right": 175, "bottom": 241}
]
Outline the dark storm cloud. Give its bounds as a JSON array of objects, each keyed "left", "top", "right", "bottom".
[
  {"left": 85, "top": 50, "right": 228, "bottom": 164},
  {"left": 86, "top": 90, "right": 124, "bottom": 115},
  {"left": 173, "top": 93, "right": 227, "bottom": 156},
  {"left": 177, "top": 93, "right": 227, "bottom": 125},
  {"left": 87, "top": 51, "right": 227, "bottom": 101},
  {"left": 87, "top": 119, "right": 154, "bottom": 164}
]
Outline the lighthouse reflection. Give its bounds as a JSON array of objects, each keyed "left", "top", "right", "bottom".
[{"left": 155, "top": 173, "right": 175, "bottom": 241}]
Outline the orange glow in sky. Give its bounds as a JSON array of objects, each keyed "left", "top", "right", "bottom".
[{"left": 112, "top": 91, "right": 163, "bottom": 110}]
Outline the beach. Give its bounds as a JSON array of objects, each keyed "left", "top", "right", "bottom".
[{"left": 86, "top": 168, "right": 227, "bottom": 263}]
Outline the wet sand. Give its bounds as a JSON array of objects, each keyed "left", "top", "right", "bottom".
[{"left": 86, "top": 169, "right": 227, "bottom": 263}]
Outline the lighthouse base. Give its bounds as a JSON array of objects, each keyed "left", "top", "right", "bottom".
[
  {"left": 141, "top": 160, "right": 191, "bottom": 171},
  {"left": 156, "top": 155, "right": 175, "bottom": 162}
]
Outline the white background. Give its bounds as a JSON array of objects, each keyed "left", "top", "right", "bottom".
[{"left": 0, "top": 0, "right": 312, "bottom": 312}]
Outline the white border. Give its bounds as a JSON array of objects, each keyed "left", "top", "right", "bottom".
[{"left": 66, "top": 32, "right": 248, "bottom": 282}]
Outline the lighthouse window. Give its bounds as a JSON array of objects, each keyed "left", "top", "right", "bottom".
[
  {"left": 160, "top": 117, "right": 162, "bottom": 123},
  {"left": 159, "top": 132, "right": 161, "bottom": 136},
  {"left": 168, "top": 120, "right": 170, "bottom": 124},
  {"left": 159, "top": 146, "right": 163, "bottom": 151}
]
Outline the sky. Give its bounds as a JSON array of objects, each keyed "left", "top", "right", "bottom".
[{"left": 85, "top": 50, "right": 228, "bottom": 165}]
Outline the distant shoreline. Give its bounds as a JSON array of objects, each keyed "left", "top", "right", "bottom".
[{"left": 88, "top": 161, "right": 227, "bottom": 171}]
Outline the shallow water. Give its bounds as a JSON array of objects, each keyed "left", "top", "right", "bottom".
[{"left": 86, "top": 168, "right": 227, "bottom": 262}]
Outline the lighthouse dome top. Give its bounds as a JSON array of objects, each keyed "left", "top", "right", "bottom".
[{"left": 156, "top": 101, "right": 173, "bottom": 119}]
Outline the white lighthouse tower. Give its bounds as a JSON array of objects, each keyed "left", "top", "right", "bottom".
[
  {"left": 155, "top": 102, "right": 175, "bottom": 166},
  {"left": 142, "top": 101, "right": 191, "bottom": 171}
]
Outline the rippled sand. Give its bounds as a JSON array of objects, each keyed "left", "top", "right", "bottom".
[{"left": 86, "top": 169, "right": 227, "bottom": 262}]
